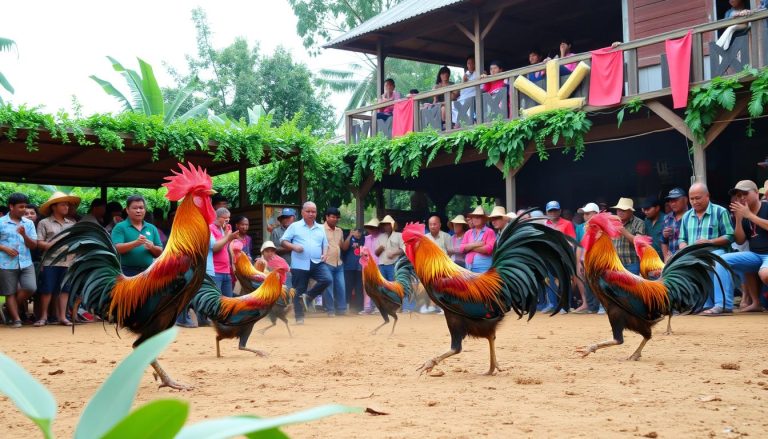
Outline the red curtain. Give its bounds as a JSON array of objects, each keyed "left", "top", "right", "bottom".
[
  {"left": 588, "top": 47, "right": 624, "bottom": 106},
  {"left": 665, "top": 30, "right": 692, "bottom": 109},
  {"left": 392, "top": 98, "right": 414, "bottom": 138}
]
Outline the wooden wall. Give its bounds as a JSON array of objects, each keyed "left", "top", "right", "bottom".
[{"left": 626, "top": 0, "right": 715, "bottom": 66}]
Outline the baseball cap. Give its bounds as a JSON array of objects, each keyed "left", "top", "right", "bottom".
[
  {"left": 728, "top": 180, "right": 758, "bottom": 195},
  {"left": 581, "top": 202, "right": 599, "bottom": 214},
  {"left": 639, "top": 198, "right": 662, "bottom": 209},
  {"left": 277, "top": 208, "right": 296, "bottom": 219},
  {"left": 664, "top": 188, "right": 686, "bottom": 200},
  {"left": 545, "top": 201, "right": 561, "bottom": 211}
]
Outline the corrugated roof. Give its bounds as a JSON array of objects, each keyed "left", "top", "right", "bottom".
[{"left": 323, "top": 0, "right": 466, "bottom": 48}]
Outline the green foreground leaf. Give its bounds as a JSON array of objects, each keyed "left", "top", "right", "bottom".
[{"left": 0, "top": 352, "right": 57, "bottom": 439}]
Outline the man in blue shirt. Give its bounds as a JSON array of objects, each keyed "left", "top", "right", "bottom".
[
  {"left": 0, "top": 193, "right": 39, "bottom": 327},
  {"left": 280, "top": 201, "right": 331, "bottom": 325}
]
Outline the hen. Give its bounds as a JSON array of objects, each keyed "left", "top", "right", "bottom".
[
  {"left": 357, "top": 247, "right": 417, "bottom": 335},
  {"left": 401, "top": 215, "right": 576, "bottom": 375},
  {"left": 257, "top": 285, "right": 295, "bottom": 337},
  {"left": 44, "top": 163, "right": 216, "bottom": 389},
  {"left": 578, "top": 213, "right": 732, "bottom": 360},
  {"left": 191, "top": 264, "right": 288, "bottom": 358}
]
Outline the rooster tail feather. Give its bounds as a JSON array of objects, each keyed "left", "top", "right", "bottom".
[
  {"left": 394, "top": 256, "right": 418, "bottom": 301},
  {"left": 189, "top": 275, "right": 223, "bottom": 319},
  {"left": 493, "top": 215, "right": 577, "bottom": 319},
  {"left": 661, "top": 243, "right": 736, "bottom": 313},
  {"left": 42, "top": 222, "right": 122, "bottom": 316}
]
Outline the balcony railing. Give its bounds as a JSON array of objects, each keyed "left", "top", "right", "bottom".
[{"left": 345, "top": 10, "right": 768, "bottom": 144}]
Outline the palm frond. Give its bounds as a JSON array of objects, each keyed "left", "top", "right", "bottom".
[
  {"left": 0, "top": 72, "right": 14, "bottom": 95},
  {"left": 89, "top": 75, "right": 133, "bottom": 112}
]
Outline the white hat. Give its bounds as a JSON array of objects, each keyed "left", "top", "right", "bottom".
[
  {"left": 364, "top": 218, "right": 380, "bottom": 228},
  {"left": 489, "top": 206, "right": 506, "bottom": 218},
  {"left": 379, "top": 215, "right": 396, "bottom": 225},
  {"left": 610, "top": 197, "right": 635, "bottom": 212},
  {"left": 506, "top": 212, "right": 518, "bottom": 220},
  {"left": 581, "top": 202, "right": 599, "bottom": 214},
  {"left": 467, "top": 206, "right": 488, "bottom": 217},
  {"left": 260, "top": 240, "right": 277, "bottom": 252},
  {"left": 448, "top": 214, "right": 468, "bottom": 228}
]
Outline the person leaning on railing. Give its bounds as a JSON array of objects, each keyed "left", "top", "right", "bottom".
[{"left": 376, "top": 78, "right": 401, "bottom": 122}]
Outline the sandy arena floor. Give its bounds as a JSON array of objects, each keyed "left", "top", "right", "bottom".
[{"left": 1, "top": 311, "right": 767, "bottom": 438}]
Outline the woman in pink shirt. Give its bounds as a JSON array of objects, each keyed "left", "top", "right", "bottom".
[
  {"left": 459, "top": 207, "right": 496, "bottom": 273},
  {"left": 558, "top": 38, "right": 577, "bottom": 74}
]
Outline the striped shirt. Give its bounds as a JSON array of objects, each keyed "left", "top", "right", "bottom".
[
  {"left": 612, "top": 215, "right": 646, "bottom": 266},
  {"left": 679, "top": 203, "right": 734, "bottom": 248}
]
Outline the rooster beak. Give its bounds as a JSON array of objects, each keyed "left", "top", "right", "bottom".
[{"left": 207, "top": 189, "right": 217, "bottom": 195}]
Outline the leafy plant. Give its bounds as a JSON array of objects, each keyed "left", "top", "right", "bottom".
[
  {"left": 684, "top": 72, "right": 745, "bottom": 143},
  {"left": 616, "top": 98, "right": 644, "bottom": 128},
  {"left": 91, "top": 57, "right": 215, "bottom": 124},
  {"left": 0, "top": 37, "right": 17, "bottom": 103},
  {"left": 0, "top": 327, "right": 361, "bottom": 438}
]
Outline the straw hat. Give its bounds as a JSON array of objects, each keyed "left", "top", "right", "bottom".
[
  {"left": 260, "top": 240, "right": 277, "bottom": 252},
  {"left": 364, "top": 217, "right": 380, "bottom": 228},
  {"left": 379, "top": 215, "right": 396, "bottom": 225},
  {"left": 447, "top": 214, "right": 468, "bottom": 228},
  {"left": 610, "top": 197, "right": 635, "bottom": 212},
  {"left": 40, "top": 191, "right": 81, "bottom": 216},
  {"left": 466, "top": 206, "right": 488, "bottom": 217},
  {"left": 489, "top": 206, "right": 506, "bottom": 218}
]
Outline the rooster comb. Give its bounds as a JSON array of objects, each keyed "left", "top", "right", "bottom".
[
  {"left": 162, "top": 162, "right": 213, "bottom": 201},
  {"left": 586, "top": 212, "right": 622, "bottom": 239},
  {"left": 402, "top": 222, "right": 425, "bottom": 241}
]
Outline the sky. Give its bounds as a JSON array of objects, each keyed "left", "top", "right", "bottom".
[{"left": 1, "top": 0, "right": 358, "bottom": 120}]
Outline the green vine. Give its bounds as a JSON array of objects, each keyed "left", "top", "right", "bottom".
[
  {"left": 616, "top": 98, "right": 644, "bottom": 128},
  {"left": 0, "top": 104, "right": 316, "bottom": 166},
  {"left": 684, "top": 71, "right": 746, "bottom": 143},
  {"left": 345, "top": 109, "right": 592, "bottom": 185}
]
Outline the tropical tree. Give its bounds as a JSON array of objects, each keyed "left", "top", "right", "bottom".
[
  {"left": 0, "top": 37, "right": 17, "bottom": 103},
  {"left": 290, "top": 0, "right": 439, "bottom": 113},
  {"left": 90, "top": 57, "right": 214, "bottom": 123}
]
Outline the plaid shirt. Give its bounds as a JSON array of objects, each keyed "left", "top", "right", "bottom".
[
  {"left": 679, "top": 203, "right": 734, "bottom": 248},
  {"left": 660, "top": 213, "right": 683, "bottom": 256},
  {"left": 612, "top": 215, "right": 646, "bottom": 266}
]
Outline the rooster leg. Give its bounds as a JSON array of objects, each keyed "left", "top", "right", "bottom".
[
  {"left": 576, "top": 339, "right": 620, "bottom": 357},
  {"left": 664, "top": 315, "right": 673, "bottom": 335},
  {"left": 284, "top": 321, "right": 293, "bottom": 337},
  {"left": 417, "top": 349, "right": 459, "bottom": 375},
  {"left": 389, "top": 315, "right": 398, "bottom": 337},
  {"left": 370, "top": 321, "right": 389, "bottom": 335},
  {"left": 627, "top": 338, "right": 649, "bottom": 361},
  {"left": 238, "top": 346, "right": 268, "bottom": 357},
  {"left": 484, "top": 335, "right": 505, "bottom": 375},
  {"left": 216, "top": 337, "right": 222, "bottom": 358},
  {"left": 150, "top": 360, "right": 192, "bottom": 391},
  {"left": 257, "top": 322, "right": 276, "bottom": 335}
]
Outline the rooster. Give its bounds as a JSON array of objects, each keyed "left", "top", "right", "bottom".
[
  {"left": 401, "top": 215, "right": 576, "bottom": 375},
  {"left": 232, "top": 240, "right": 266, "bottom": 293},
  {"left": 192, "top": 261, "right": 288, "bottom": 357},
  {"left": 257, "top": 286, "right": 295, "bottom": 337},
  {"left": 577, "top": 213, "right": 732, "bottom": 360},
  {"left": 357, "top": 247, "right": 417, "bottom": 335},
  {"left": 44, "top": 163, "right": 216, "bottom": 389},
  {"left": 633, "top": 235, "right": 674, "bottom": 335}
]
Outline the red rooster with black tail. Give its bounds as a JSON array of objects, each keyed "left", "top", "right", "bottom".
[
  {"left": 44, "top": 163, "right": 216, "bottom": 389},
  {"left": 357, "top": 247, "right": 417, "bottom": 335},
  {"left": 191, "top": 264, "right": 288, "bottom": 357},
  {"left": 578, "top": 213, "right": 732, "bottom": 360},
  {"left": 401, "top": 214, "right": 576, "bottom": 375}
]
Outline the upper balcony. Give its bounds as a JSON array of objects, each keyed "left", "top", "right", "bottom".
[{"left": 334, "top": 4, "right": 768, "bottom": 145}]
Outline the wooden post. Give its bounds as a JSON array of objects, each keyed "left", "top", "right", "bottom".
[
  {"left": 691, "top": 33, "right": 704, "bottom": 82},
  {"left": 376, "top": 41, "right": 386, "bottom": 95},
  {"left": 692, "top": 142, "right": 707, "bottom": 183},
  {"left": 375, "top": 186, "right": 385, "bottom": 219},
  {"left": 625, "top": 49, "right": 639, "bottom": 95},
  {"left": 298, "top": 160, "right": 307, "bottom": 204},
  {"left": 238, "top": 162, "right": 248, "bottom": 208},
  {"left": 100, "top": 185, "right": 108, "bottom": 201},
  {"left": 473, "top": 9, "right": 484, "bottom": 122},
  {"left": 506, "top": 173, "right": 515, "bottom": 213},
  {"left": 352, "top": 175, "right": 375, "bottom": 228}
]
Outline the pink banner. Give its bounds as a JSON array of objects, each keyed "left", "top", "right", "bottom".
[
  {"left": 588, "top": 47, "right": 624, "bottom": 106},
  {"left": 392, "top": 98, "right": 414, "bottom": 138},
  {"left": 665, "top": 30, "right": 692, "bottom": 109}
]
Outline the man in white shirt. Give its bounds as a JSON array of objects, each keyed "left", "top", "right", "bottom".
[{"left": 452, "top": 55, "right": 479, "bottom": 125}]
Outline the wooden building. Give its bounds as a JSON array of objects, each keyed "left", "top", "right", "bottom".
[{"left": 327, "top": 0, "right": 768, "bottom": 223}]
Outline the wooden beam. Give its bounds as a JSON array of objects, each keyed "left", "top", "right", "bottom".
[
  {"left": 376, "top": 41, "right": 386, "bottom": 95},
  {"left": 26, "top": 148, "right": 93, "bottom": 177},
  {"left": 481, "top": 8, "right": 504, "bottom": 40},
  {"left": 692, "top": 143, "right": 707, "bottom": 183},
  {"left": 702, "top": 97, "right": 749, "bottom": 149},
  {"left": 473, "top": 9, "right": 484, "bottom": 73},
  {"left": 455, "top": 22, "right": 475, "bottom": 43},
  {"left": 425, "top": 148, "right": 487, "bottom": 169},
  {"left": 645, "top": 100, "right": 695, "bottom": 142}
]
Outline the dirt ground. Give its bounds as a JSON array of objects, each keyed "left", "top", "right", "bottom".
[{"left": 1, "top": 311, "right": 767, "bottom": 438}]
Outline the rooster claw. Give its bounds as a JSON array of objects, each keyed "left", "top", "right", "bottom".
[
  {"left": 416, "top": 358, "right": 437, "bottom": 375},
  {"left": 575, "top": 345, "right": 596, "bottom": 358},
  {"left": 152, "top": 371, "right": 192, "bottom": 391}
]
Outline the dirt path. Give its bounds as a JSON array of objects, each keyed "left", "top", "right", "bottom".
[{"left": 1, "top": 312, "right": 767, "bottom": 438}]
